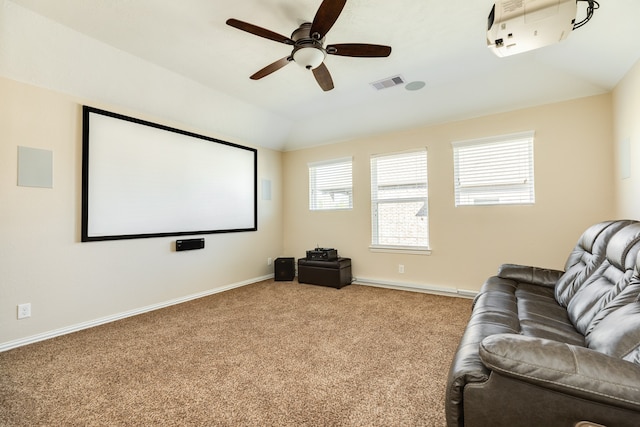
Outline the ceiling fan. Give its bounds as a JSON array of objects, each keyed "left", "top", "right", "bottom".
[{"left": 226, "top": 0, "right": 392, "bottom": 91}]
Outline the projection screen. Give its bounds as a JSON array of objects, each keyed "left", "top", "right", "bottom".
[{"left": 81, "top": 106, "right": 257, "bottom": 242}]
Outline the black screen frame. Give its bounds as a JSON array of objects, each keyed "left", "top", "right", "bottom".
[{"left": 81, "top": 106, "right": 258, "bottom": 242}]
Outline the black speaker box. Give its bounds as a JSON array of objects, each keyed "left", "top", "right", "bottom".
[
  {"left": 274, "top": 257, "right": 295, "bottom": 281},
  {"left": 176, "top": 238, "right": 205, "bottom": 251}
]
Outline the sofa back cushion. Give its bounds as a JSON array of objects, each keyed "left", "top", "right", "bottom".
[
  {"left": 567, "top": 222, "right": 640, "bottom": 335},
  {"left": 555, "top": 220, "right": 636, "bottom": 307},
  {"left": 586, "top": 298, "right": 640, "bottom": 364}
]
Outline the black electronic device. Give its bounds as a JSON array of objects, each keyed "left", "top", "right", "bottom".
[
  {"left": 274, "top": 257, "right": 295, "bottom": 281},
  {"left": 306, "top": 247, "right": 338, "bottom": 261},
  {"left": 176, "top": 238, "right": 205, "bottom": 251}
]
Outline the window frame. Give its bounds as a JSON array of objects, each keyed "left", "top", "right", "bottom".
[
  {"left": 308, "top": 157, "right": 353, "bottom": 211},
  {"left": 452, "top": 131, "right": 535, "bottom": 207},
  {"left": 370, "top": 148, "right": 430, "bottom": 253}
]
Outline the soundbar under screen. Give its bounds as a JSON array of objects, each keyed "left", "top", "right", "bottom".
[{"left": 81, "top": 106, "right": 257, "bottom": 242}]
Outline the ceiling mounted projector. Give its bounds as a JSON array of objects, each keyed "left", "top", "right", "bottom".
[{"left": 487, "top": 0, "right": 599, "bottom": 57}]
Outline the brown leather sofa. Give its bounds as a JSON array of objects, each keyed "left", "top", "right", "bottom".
[{"left": 446, "top": 220, "right": 640, "bottom": 427}]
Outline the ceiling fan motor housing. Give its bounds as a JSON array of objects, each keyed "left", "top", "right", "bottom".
[{"left": 291, "top": 23, "right": 326, "bottom": 70}]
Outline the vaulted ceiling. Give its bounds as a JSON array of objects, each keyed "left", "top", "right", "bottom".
[{"left": 3, "top": 0, "right": 640, "bottom": 151}]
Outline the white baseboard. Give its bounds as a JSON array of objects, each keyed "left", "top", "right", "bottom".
[
  {"left": 1, "top": 274, "right": 476, "bottom": 352},
  {"left": 0, "top": 274, "right": 273, "bottom": 353},
  {"left": 457, "top": 289, "right": 479, "bottom": 298},
  {"left": 353, "top": 277, "right": 477, "bottom": 299}
]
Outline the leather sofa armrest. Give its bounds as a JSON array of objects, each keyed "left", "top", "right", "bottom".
[
  {"left": 496, "top": 263, "right": 563, "bottom": 288},
  {"left": 479, "top": 334, "right": 640, "bottom": 412}
]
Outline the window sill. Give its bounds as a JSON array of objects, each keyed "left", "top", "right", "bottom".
[{"left": 369, "top": 245, "right": 432, "bottom": 255}]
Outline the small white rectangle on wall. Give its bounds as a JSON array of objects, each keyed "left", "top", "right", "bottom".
[
  {"left": 262, "top": 179, "right": 271, "bottom": 200},
  {"left": 17, "top": 146, "right": 53, "bottom": 188}
]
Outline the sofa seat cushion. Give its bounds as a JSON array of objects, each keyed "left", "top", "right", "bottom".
[
  {"left": 515, "top": 282, "right": 556, "bottom": 300},
  {"left": 474, "top": 277, "right": 585, "bottom": 345},
  {"left": 518, "top": 299, "right": 585, "bottom": 345}
]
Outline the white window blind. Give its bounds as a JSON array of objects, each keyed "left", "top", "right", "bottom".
[
  {"left": 370, "top": 149, "right": 429, "bottom": 249},
  {"left": 452, "top": 131, "right": 535, "bottom": 206},
  {"left": 309, "top": 157, "right": 353, "bottom": 210}
]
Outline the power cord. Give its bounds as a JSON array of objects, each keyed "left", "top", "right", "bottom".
[{"left": 574, "top": 0, "right": 600, "bottom": 30}]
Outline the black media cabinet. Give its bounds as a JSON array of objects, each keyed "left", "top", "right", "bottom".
[{"left": 297, "top": 257, "right": 352, "bottom": 289}]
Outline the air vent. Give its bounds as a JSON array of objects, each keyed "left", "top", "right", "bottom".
[{"left": 370, "top": 75, "right": 405, "bottom": 90}]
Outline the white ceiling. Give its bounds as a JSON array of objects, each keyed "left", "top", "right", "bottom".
[{"left": 4, "top": 0, "right": 640, "bottom": 151}]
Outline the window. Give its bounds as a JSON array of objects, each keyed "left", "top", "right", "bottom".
[
  {"left": 309, "top": 157, "right": 353, "bottom": 210},
  {"left": 452, "top": 131, "right": 535, "bottom": 206},
  {"left": 370, "top": 149, "right": 429, "bottom": 250}
]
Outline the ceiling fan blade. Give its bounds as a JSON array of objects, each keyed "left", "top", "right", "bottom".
[
  {"left": 226, "top": 18, "right": 294, "bottom": 45},
  {"left": 250, "top": 57, "right": 292, "bottom": 80},
  {"left": 312, "top": 63, "right": 334, "bottom": 91},
  {"left": 310, "top": 0, "right": 347, "bottom": 40},
  {"left": 326, "top": 44, "right": 392, "bottom": 57}
]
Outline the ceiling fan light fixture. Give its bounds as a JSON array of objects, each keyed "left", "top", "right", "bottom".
[{"left": 293, "top": 47, "right": 326, "bottom": 70}]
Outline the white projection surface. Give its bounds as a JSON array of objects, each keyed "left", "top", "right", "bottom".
[{"left": 82, "top": 107, "right": 257, "bottom": 241}]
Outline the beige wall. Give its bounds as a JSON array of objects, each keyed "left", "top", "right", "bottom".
[
  {"left": 283, "top": 95, "right": 616, "bottom": 293},
  {"left": 1, "top": 68, "right": 629, "bottom": 348},
  {"left": 0, "top": 77, "right": 284, "bottom": 348},
  {"left": 613, "top": 59, "right": 640, "bottom": 218}
]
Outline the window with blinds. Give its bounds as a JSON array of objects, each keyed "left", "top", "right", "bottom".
[
  {"left": 370, "top": 149, "right": 429, "bottom": 249},
  {"left": 452, "top": 131, "right": 535, "bottom": 206},
  {"left": 308, "top": 157, "right": 353, "bottom": 210}
]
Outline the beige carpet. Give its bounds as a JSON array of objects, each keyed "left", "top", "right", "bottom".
[{"left": 0, "top": 280, "right": 472, "bottom": 426}]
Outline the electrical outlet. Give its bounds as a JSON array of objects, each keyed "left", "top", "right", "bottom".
[
  {"left": 398, "top": 264, "right": 405, "bottom": 274},
  {"left": 267, "top": 257, "right": 272, "bottom": 266},
  {"left": 17, "top": 303, "right": 31, "bottom": 319}
]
